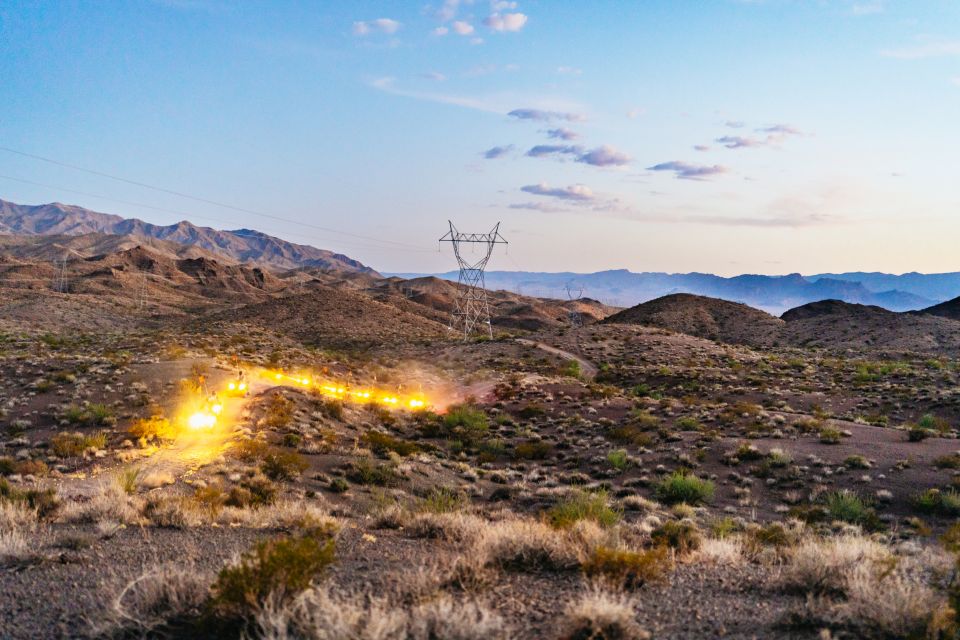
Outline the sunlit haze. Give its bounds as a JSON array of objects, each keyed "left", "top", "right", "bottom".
[{"left": 2, "top": 1, "right": 958, "bottom": 276}]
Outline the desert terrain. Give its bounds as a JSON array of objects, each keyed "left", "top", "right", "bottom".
[{"left": 3, "top": 222, "right": 960, "bottom": 640}]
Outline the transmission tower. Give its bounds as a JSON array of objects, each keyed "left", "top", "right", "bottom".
[
  {"left": 439, "top": 221, "right": 508, "bottom": 340},
  {"left": 565, "top": 283, "right": 584, "bottom": 329},
  {"left": 53, "top": 257, "right": 68, "bottom": 293}
]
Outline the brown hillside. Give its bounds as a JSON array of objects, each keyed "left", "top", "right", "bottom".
[{"left": 603, "top": 293, "right": 784, "bottom": 346}]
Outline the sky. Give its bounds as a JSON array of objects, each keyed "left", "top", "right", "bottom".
[{"left": 1, "top": 0, "right": 959, "bottom": 277}]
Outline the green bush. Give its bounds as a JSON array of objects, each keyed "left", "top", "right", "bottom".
[
  {"left": 654, "top": 471, "right": 714, "bottom": 505},
  {"left": 63, "top": 404, "right": 114, "bottom": 427},
  {"left": 907, "top": 425, "right": 933, "bottom": 442},
  {"left": 606, "top": 424, "right": 653, "bottom": 447},
  {"left": 606, "top": 449, "right": 629, "bottom": 472},
  {"left": 547, "top": 489, "right": 620, "bottom": 529},
  {"left": 210, "top": 535, "right": 335, "bottom": 620},
  {"left": 517, "top": 404, "right": 546, "bottom": 420},
  {"left": 914, "top": 489, "right": 960, "bottom": 517},
  {"left": 825, "top": 490, "right": 881, "bottom": 529},
  {"left": 442, "top": 404, "right": 489, "bottom": 446}
]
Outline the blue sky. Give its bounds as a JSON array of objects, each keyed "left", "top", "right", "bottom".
[{"left": 1, "top": 0, "right": 958, "bottom": 275}]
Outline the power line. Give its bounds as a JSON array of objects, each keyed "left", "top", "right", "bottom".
[{"left": 0, "top": 146, "right": 429, "bottom": 251}]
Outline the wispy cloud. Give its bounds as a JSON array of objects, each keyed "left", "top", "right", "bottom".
[
  {"left": 716, "top": 135, "right": 764, "bottom": 149},
  {"left": 353, "top": 18, "right": 401, "bottom": 36},
  {"left": 647, "top": 161, "right": 729, "bottom": 180},
  {"left": 546, "top": 127, "right": 579, "bottom": 140},
  {"left": 420, "top": 71, "right": 447, "bottom": 81},
  {"left": 508, "top": 108, "right": 584, "bottom": 122},
  {"left": 577, "top": 145, "right": 631, "bottom": 167},
  {"left": 509, "top": 201, "right": 567, "bottom": 213},
  {"left": 881, "top": 37, "right": 960, "bottom": 59},
  {"left": 724, "top": 120, "right": 745, "bottom": 128},
  {"left": 713, "top": 124, "right": 804, "bottom": 149},
  {"left": 851, "top": 2, "right": 884, "bottom": 16},
  {"left": 521, "top": 183, "right": 595, "bottom": 201},
  {"left": 526, "top": 144, "right": 581, "bottom": 158},
  {"left": 693, "top": 144, "right": 711, "bottom": 152},
  {"left": 370, "top": 79, "right": 581, "bottom": 117},
  {"left": 556, "top": 66, "right": 582, "bottom": 75},
  {"left": 483, "top": 145, "right": 514, "bottom": 159}
]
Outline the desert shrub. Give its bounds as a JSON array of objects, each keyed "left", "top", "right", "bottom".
[
  {"left": 560, "top": 359, "right": 582, "bottom": 378},
  {"left": 934, "top": 453, "right": 960, "bottom": 470},
  {"left": 654, "top": 470, "right": 714, "bottom": 505},
  {"left": 914, "top": 489, "right": 960, "bottom": 517},
  {"left": 819, "top": 428, "right": 842, "bottom": 444},
  {"left": 226, "top": 476, "right": 278, "bottom": 508},
  {"left": 515, "top": 440, "right": 553, "bottom": 460},
  {"left": 919, "top": 413, "right": 950, "bottom": 434},
  {"left": 129, "top": 416, "right": 177, "bottom": 441},
  {"left": 281, "top": 433, "right": 301, "bottom": 448},
  {"left": 825, "top": 490, "right": 881, "bottom": 530},
  {"left": 733, "top": 442, "right": 763, "bottom": 461},
  {"left": 102, "top": 564, "right": 211, "bottom": 636},
  {"left": 63, "top": 403, "right": 114, "bottom": 427},
  {"left": 209, "top": 535, "right": 335, "bottom": 621},
  {"left": 607, "top": 449, "right": 629, "bottom": 472},
  {"left": 907, "top": 424, "right": 933, "bottom": 442},
  {"left": 260, "top": 450, "right": 308, "bottom": 481},
  {"left": 263, "top": 394, "right": 293, "bottom": 429},
  {"left": 361, "top": 430, "right": 419, "bottom": 457},
  {"left": 442, "top": 404, "right": 489, "bottom": 446},
  {"left": 560, "top": 587, "right": 644, "bottom": 640},
  {"left": 547, "top": 489, "right": 620, "bottom": 529},
  {"left": 844, "top": 455, "right": 871, "bottom": 469},
  {"left": 767, "top": 448, "right": 792, "bottom": 468},
  {"left": 582, "top": 545, "right": 672, "bottom": 589},
  {"left": 606, "top": 424, "right": 653, "bottom": 448},
  {"left": 117, "top": 467, "right": 141, "bottom": 495},
  {"left": 51, "top": 431, "right": 107, "bottom": 457},
  {"left": 651, "top": 520, "right": 702, "bottom": 555},
  {"left": 479, "top": 519, "right": 580, "bottom": 572},
  {"left": 0, "top": 481, "right": 59, "bottom": 520},
  {"left": 12, "top": 459, "right": 48, "bottom": 477},
  {"left": 316, "top": 398, "right": 344, "bottom": 421},
  {"left": 347, "top": 458, "right": 401, "bottom": 487},
  {"left": 193, "top": 486, "right": 227, "bottom": 518},
  {"left": 0, "top": 459, "right": 14, "bottom": 476},
  {"left": 675, "top": 416, "right": 702, "bottom": 431},
  {"left": 420, "top": 486, "right": 467, "bottom": 514},
  {"left": 328, "top": 477, "right": 349, "bottom": 494},
  {"left": 517, "top": 404, "right": 546, "bottom": 420},
  {"left": 233, "top": 438, "right": 271, "bottom": 463}
]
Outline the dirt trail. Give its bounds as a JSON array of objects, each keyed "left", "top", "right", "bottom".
[{"left": 515, "top": 338, "right": 598, "bottom": 379}]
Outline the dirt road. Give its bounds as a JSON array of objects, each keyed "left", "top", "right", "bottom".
[{"left": 515, "top": 338, "right": 598, "bottom": 379}]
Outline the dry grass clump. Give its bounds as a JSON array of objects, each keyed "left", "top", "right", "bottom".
[
  {"left": 97, "top": 564, "right": 211, "bottom": 636},
  {"left": 780, "top": 535, "right": 948, "bottom": 637},
  {"left": 476, "top": 518, "right": 583, "bottom": 572},
  {"left": 695, "top": 537, "right": 745, "bottom": 565},
  {"left": 407, "top": 511, "right": 487, "bottom": 544},
  {"left": 559, "top": 587, "right": 647, "bottom": 640},
  {"left": 779, "top": 534, "right": 891, "bottom": 595},
  {"left": 252, "top": 588, "right": 509, "bottom": 640},
  {"left": 58, "top": 483, "right": 142, "bottom": 526}
]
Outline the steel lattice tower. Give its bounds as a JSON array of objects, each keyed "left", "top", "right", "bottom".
[
  {"left": 439, "top": 221, "right": 507, "bottom": 340},
  {"left": 565, "top": 283, "right": 584, "bottom": 329}
]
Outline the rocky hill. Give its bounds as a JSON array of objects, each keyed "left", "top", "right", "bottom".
[
  {"left": 603, "top": 293, "right": 785, "bottom": 346},
  {"left": 0, "top": 198, "right": 376, "bottom": 273}
]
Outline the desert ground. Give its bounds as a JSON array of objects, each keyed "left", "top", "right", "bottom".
[{"left": 4, "top": 247, "right": 960, "bottom": 639}]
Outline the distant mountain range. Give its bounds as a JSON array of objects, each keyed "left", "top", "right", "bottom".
[
  {"left": 391, "top": 269, "right": 951, "bottom": 315},
  {"left": 0, "top": 198, "right": 376, "bottom": 274}
]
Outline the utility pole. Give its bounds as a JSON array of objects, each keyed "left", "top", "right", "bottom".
[
  {"left": 565, "top": 283, "right": 584, "bottom": 329},
  {"left": 439, "top": 221, "right": 507, "bottom": 340}
]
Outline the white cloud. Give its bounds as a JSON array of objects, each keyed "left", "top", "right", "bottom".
[
  {"left": 432, "top": 26, "right": 449, "bottom": 36},
  {"left": 522, "top": 183, "right": 596, "bottom": 201},
  {"left": 556, "top": 66, "right": 582, "bottom": 75},
  {"left": 484, "top": 12, "right": 528, "bottom": 32},
  {"left": 420, "top": 71, "right": 447, "bottom": 81},
  {"left": 353, "top": 18, "right": 401, "bottom": 36},
  {"left": 452, "top": 20, "right": 475, "bottom": 35}
]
